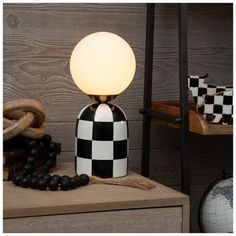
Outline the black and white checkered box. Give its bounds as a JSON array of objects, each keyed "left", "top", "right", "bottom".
[
  {"left": 75, "top": 103, "right": 129, "bottom": 178},
  {"left": 188, "top": 75, "right": 232, "bottom": 109},
  {"left": 203, "top": 90, "right": 233, "bottom": 123},
  {"left": 188, "top": 75, "right": 233, "bottom": 123}
]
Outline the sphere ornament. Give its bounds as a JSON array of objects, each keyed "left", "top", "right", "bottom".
[
  {"left": 70, "top": 32, "right": 136, "bottom": 97},
  {"left": 75, "top": 103, "right": 128, "bottom": 178}
]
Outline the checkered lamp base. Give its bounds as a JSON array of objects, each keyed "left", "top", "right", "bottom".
[{"left": 75, "top": 103, "right": 129, "bottom": 178}]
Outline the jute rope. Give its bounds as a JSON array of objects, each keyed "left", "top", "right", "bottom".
[{"left": 90, "top": 176, "right": 156, "bottom": 190}]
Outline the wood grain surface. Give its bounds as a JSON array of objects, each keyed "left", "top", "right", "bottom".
[
  {"left": 4, "top": 207, "right": 182, "bottom": 233},
  {"left": 3, "top": 3, "right": 233, "bottom": 232}
]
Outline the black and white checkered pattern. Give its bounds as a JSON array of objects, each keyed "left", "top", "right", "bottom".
[
  {"left": 188, "top": 75, "right": 233, "bottom": 124},
  {"left": 203, "top": 90, "right": 233, "bottom": 123},
  {"left": 75, "top": 103, "right": 129, "bottom": 178}
]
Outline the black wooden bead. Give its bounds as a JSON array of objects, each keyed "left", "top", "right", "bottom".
[
  {"left": 49, "top": 142, "right": 57, "bottom": 152},
  {"left": 74, "top": 175, "right": 82, "bottom": 187},
  {"left": 43, "top": 135, "right": 52, "bottom": 144},
  {"left": 15, "top": 175, "right": 23, "bottom": 186},
  {"left": 31, "top": 171, "right": 39, "bottom": 177},
  {"left": 60, "top": 180, "right": 70, "bottom": 191},
  {"left": 38, "top": 141, "right": 47, "bottom": 155},
  {"left": 24, "top": 163, "right": 33, "bottom": 171},
  {"left": 30, "top": 148, "right": 39, "bottom": 158},
  {"left": 27, "top": 140, "right": 37, "bottom": 148},
  {"left": 80, "top": 174, "right": 90, "bottom": 186},
  {"left": 45, "top": 159, "right": 53, "bottom": 168},
  {"left": 48, "top": 179, "right": 59, "bottom": 191},
  {"left": 12, "top": 175, "right": 22, "bottom": 186},
  {"left": 39, "top": 165, "right": 49, "bottom": 173},
  {"left": 21, "top": 177, "right": 30, "bottom": 188},
  {"left": 23, "top": 165, "right": 32, "bottom": 175},
  {"left": 38, "top": 141, "right": 45, "bottom": 149},
  {"left": 37, "top": 172, "right": 45, "bottom": 179},
  {"left": 70, "top": 177, "right": 78, "bottom": 189},
  {"left": 27, "top": 156, "right": 35, "bottom": 164},
  {"left": 29, "top": 177, "right": 39, "bottom": 189},
  {"left": 20, "top": 169, "right": 29, "bottom": 176},
  {"left": 48, "top": 152, "right": 56, "bottom": 160},
  {"left": 61, "top": 175, "right": 70, "bottom": 182},
  {"left": 43, "top": 174, "right": 51, "bottom": 181},
  {"left": 51, "top": 175, "right": 61, "bottom": 183},
  {"left": 37, "top": 178, "right": 48, "bottom": 190}
]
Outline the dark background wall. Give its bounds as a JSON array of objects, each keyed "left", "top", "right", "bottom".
[{"left": 3, "top": 3, "right": 233, "bottom": 232}]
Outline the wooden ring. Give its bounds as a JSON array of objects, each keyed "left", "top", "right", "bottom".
[
  {"left": 3, "top": 112, "right": 35, "bottom": 141},
  {"left": 4, "top": 99, "right": 46, "bottom": 128},
  {"left": 4, "top": 117, "right": 47, "bottom": 139}
]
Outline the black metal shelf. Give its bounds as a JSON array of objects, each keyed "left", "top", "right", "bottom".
[{"left": 140, "top": 3, "right": 190, "bottom": 195}]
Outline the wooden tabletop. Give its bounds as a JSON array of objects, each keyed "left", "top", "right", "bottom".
[{"left": 4, "top": 162, "right": 189, "bottom": 219}]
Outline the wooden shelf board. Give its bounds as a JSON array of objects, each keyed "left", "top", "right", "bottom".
[
  {"left": 4, "top": 162, "right": 189, "bottom": 219},
  {"left": 151, "top": 101, "right": 233, "bottom": 135}
]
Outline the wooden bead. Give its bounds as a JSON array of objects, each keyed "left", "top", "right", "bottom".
[
  {"left": 37, "top": 179, "right": 48, "bottom": 191},
  {"left": 80, "top": 174, "right": 90, "bottom": 186},
  {"left": 60, "top": 180, "right": 70, "bottom": 191},
  {"left": 48, "top": 179, "right": 59, "bottom": 191},
  {"left": 21, "top": 177, "right": 30, "bottom": 188},
  {"left": 29, "top": 177, "right": 39, "bottom": 189}
]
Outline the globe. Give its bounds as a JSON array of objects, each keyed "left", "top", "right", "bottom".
[{"left": 199, "top": 175, "right": 233, "bottom": 233}]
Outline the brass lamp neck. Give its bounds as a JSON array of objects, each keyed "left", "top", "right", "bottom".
[{"left": 88, "top": 95, "right": 117, "bottom": 103}]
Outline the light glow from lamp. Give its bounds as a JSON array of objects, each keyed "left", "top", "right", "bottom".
[{"left": 70, "top": 32, "right": 136, "bottom": 96}]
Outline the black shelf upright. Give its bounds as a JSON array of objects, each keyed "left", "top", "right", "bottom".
[
  {"left": 140, "top": 3, "right": 155, "bottom": 178},
  {"left": 140, "top": 3, "right": 190, "bottom": 195}
]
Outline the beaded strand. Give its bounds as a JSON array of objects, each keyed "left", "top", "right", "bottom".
[{"left": 10, "top": 135, "right": 90, "bottom": 191}]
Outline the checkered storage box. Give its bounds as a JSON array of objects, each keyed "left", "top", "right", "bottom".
[
  {"left": 203, "top": 90, "right": 233, "bottom": 123},
  {"left": 188, "top": 75, "right": 233, "bottom": 124},
  {"left": 75, "top": 103, "right": 129, "bottom": 178}
]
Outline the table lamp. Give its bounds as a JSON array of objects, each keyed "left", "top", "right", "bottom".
[{"left": 70, "top": 32, "right": 136, "bottom": 178}]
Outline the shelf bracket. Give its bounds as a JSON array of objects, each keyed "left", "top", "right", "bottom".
[{"left": 139, "top": 108, "right": 182, "bottom": 123}]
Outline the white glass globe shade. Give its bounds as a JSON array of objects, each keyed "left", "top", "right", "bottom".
[{"left": 70, "top": 32, "right": 136, "bottom": 96}]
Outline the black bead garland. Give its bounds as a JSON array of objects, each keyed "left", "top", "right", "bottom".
[{"left": 10, "top": 134, "right": 90, "bottom": 191}]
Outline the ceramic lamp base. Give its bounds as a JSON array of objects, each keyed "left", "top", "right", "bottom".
[{"left": 75, "top": 102, "right": 129, "bottom": 178}]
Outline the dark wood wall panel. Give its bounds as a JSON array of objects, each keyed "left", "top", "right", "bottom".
[
  {"left": 3, "top": 4, "right": 145, "bottom": 58},
  {"left": 3, "top": 57, "right": 145, "bottom": 121},
  {"left": 152, "top": 4, "right": 233, "bottom": 101},
  {"left": 3, "top": 3, "right": 146, "bottom": 121},
  {"left": 3, "top": 3, "right": 233, "bottom": 233}
]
